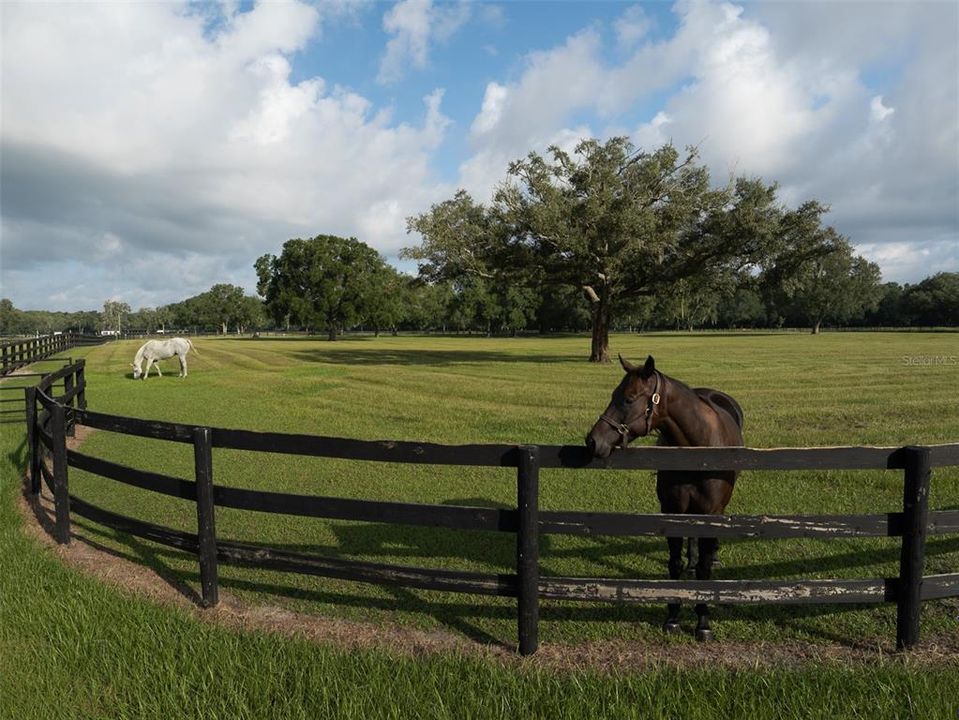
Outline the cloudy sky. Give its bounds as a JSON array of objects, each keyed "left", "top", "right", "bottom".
[{"left": 2, "top": 0, "right": 957, "bottom": 312}]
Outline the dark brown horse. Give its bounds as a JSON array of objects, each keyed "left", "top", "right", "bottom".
[{"left": 585, "top": 355, "right": 744, "bottom": 641}]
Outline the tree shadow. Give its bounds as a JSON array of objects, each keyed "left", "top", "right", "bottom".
[
  {"left": 39, "top": 488, "right": 959, "bottom": 649},
  {"left": 715, "top": 535, "right": 959, "bottom": 580},
  {"left": 24, "top": 489, "right": 203, "bottom": 605},
  {"left": 7, "top": 436, "right": 27, "bottom": 473},
  {"left": 288, "top": 348, "right": 582, "bottom": 367}
]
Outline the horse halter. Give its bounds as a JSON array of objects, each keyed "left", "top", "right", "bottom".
[{"left": 598, "top": 371, "right": 662, "bottom": 449}]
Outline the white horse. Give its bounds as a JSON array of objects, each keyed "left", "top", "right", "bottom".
[{"left": 132, "top": 337, "right": 197, "bottom": 379}]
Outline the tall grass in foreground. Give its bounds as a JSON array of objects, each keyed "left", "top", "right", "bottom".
[{"left": 2, "top": 334, "right": 958, "bottom": 719}]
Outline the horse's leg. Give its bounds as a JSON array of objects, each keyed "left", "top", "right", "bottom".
[
  {"left": 144, "top": 359, "right": 154, "bottom": 378},
  {"left": 694, "top": 536, "right": 719, "bottom": 642},
  {"left": 663, "top": 536, "right": 684, "bottom": 634},
  {"left": 181, "top": 354, "right": 187, "bottom": 378},
  {"left": 154, "top": 360, "right": 162, "bottom": 377},
  {"left": 686, "top": 537, "right": 698, "bottom": 576}
]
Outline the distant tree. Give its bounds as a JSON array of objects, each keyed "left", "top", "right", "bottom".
[
  {"left": 0, "top": 299, "right": 22, "bottom": 336},
  {"left": 365, "top": 265, "right": 410, "bottom": 336},
  {"left": 772, "top": 235, "right": 882, "bottom": 334},
  {"left": 717, "top": 286, "right": 767, "bottom": 329},
  {"left": 405, "top": 280, "right": 453, "bottom": 332},
  {"left": 535, "top": 285, "right": 592, "bottom": 333},
  {"left": 656, "top": 272, "right": 735, "bottom": 331},
  {"left": 234, "top": 295, "right": 267, "bottom": 334},
  {"left": 155, "top": 305, "right": 175, "bottom": 333},
  {"left": 101, "top": 300, "right": 131, "bottom": 334},
  {"left": 129, "top": 307, "right": 158, "bottom": 333},
  {"left": 256, "top": 235, "right": 388, "bottom": 341},
  {"left": 201, "top": 283, "right": 247, "bottom": 334},
  {"left": 69, "top": 311, "right": 100, "bottom": 334},
  {"left": 865, "top": 282, "right": 906, "bottom": 326},
  {"left": 901, "top": 272, "right": 959, "bottom": 326},
  {"left": 492, "top": 280, "right": 539, "bottom": 336}
]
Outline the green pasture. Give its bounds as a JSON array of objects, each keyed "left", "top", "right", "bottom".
[{"left": 2, "top": 332, "right": 959, "bottom": 718}]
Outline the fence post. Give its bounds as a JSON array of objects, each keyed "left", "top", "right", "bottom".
[
  {"left": 24, "top": 387, "right": 40, "bottom": 494},
  {"left": 76, "top": 360, "right": 87, "bottom": 411},
  {"left": 50, "top": 403, "right": 71, "bottom": 544},
  {"left": 896, "top": 445, "right": 931, "bottom": 650},
  {"left": 516, "top": 445, "right": 540, "bottom": 656},
  {"left": 193, "top": 426, "right": 219, "bottom": 608},
  {"left": 63, "top": 371, "right": 76, "bottom": 437}
]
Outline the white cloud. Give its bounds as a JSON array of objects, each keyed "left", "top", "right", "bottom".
[
  {"left": 1, "top": 1, "right": 453, "bottom": 309},
  {"left": 458, "top": 29, "right": 605, "bottom": 198},
  {"left": 614, "top": 5, "right": 652, "bottom": 50},
  {"left": 470, "top": 82, "right": 509, "bottom": 136},
  {"left": 457, "top": 0, "right": 957, "bottom": 281},
  {"left": 378, "top": 0, "right": 470, "bottom": 84},
  {"left": 870, "top": 96, "right": 894, "bottom": 123},
  {"left": 1, "top": 0, "right": 955, "bottom": 310}
]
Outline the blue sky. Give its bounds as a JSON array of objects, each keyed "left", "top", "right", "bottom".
[{"left": 1, "top": 0, "right": 956, "bottom": 311}]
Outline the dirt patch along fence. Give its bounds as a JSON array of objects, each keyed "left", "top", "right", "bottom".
[{"left": 25, "top": 361, "right": 959, "bottom": 656}]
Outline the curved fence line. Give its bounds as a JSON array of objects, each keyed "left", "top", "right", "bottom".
[{"left": 24, "top": 361, "right": 959, "bottom": 656}]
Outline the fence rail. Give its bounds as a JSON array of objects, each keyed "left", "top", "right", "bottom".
[{"left": 22, "top": 361, "right": 959, "bottom": 656}]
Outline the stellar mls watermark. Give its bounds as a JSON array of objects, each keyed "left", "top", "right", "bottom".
[{"left": 901, "top": 355, "right": 958, "bottom": 366}]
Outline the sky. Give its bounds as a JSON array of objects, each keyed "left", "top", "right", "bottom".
[{"left": 1, "top": 0, "right": 957, "bottom": 312}]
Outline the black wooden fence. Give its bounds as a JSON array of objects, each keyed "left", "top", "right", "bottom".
[
  {"left": 25, "top": 362, "right": 959, "bottom": 655},
  {"left": 0, "top": 333, "right": 104, "bottom": 375}
]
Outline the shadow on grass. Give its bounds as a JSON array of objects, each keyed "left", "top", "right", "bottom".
[
  {"left": 288, "top": 348, "right": 582, "bottom": 367},
  {"left": 7, "top": 436, "right": 27, "bottom": 475},
  {"left": 24, "top": 487, "right": 204, "bottom": 606},
  {"left": 34, "top": 486, "right": 959, "bottom": 648}
]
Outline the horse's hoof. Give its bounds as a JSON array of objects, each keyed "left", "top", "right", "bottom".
[
  {"left": 663, "top": 622, "right": 682, "bottom": 635},
  {"left": 695, "top": 628, "right": 713, "bottom": 642}
]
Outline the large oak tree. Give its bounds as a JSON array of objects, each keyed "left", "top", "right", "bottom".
[{"left": 406, "top": 137, "right": 781, "bottom": 361}]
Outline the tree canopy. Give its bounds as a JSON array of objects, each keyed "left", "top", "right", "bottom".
[
  {"left": 255, "top": 235, "right": 389, "bottom": 340},
  {"left": 406, "top": 137, "right": 782, "bottom": 361}
]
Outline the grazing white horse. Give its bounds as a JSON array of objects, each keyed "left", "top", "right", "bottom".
[{"left": 132, "top": 337, "right": 197, "bottom": 379}]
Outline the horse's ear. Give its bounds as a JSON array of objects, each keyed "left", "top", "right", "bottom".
[
  {"left": 642, "top": 355, "right": 656, "bottom": 377},
  {"left": 618, "top": 354, "right": 636, "bottom": 373}
]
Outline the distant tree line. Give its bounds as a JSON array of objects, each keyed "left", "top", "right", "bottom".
[
  {"left": 3, "top": 268, "right": 955, "bottom": 341},
  {"left": 0, "top": 285, "right": 266, "bottom": 338},
  {"left": 2, "top": 137, "right": 957, "bottom": 350}
]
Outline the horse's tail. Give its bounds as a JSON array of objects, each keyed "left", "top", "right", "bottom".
[{"left": 187, "top": 338, "right": 199, "bottom": 356}]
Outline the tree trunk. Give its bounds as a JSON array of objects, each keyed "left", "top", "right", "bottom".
[
  {"left": 812, "top": 319, "right": 822, "bottom": 335},
  {"left": 589, "top": 301, "right": 611, "bottom": 363},
  {"left": 328, "top": 326, "right": 337, "bottom": 341}
]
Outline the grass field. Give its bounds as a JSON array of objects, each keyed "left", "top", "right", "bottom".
[{"left": 2, "top": 332, "right": 958, "bottom": 718}]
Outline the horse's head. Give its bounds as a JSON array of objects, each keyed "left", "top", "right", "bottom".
[
  {"left": 586, "top": 354, "right": 662, "bottom": 459},
  {"left": 131, "top": 361, "right": 143, "bottom": 379}
]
